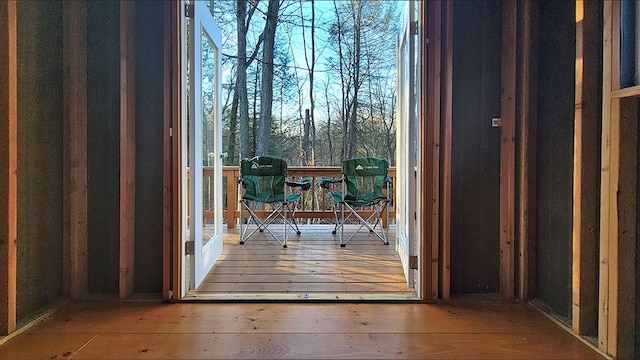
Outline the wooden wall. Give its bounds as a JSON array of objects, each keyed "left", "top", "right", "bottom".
[
  {"left": 84, "top": 0, "right": 165, "bottom": 293},
  {"left": 87, "top": 0, "right": 120, "bottom": 293},
  {"left": 535, "top": 0, "right": 575, "bottom": 320},
  {"left": 15, "top": 0, "right": 64, "bottom": 321},
  {"left": 134, "top": 0, "right": 164, "bottom": 293},
  {"left": 450, "top": 0, "right": 502, "bottom": 294}
]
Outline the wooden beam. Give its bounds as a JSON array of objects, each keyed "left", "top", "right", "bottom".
[
  {"left": 571, "top": 0, "right": 600, "bottom": 336},
  {"left": 599, "top": 0, "right": 613, "bottom": 354},
  {"left": 517, "top": 0, "right": 538, "bottom": 301},
  {"left": 616, "top": 97, "right": 638, "bottom": 360},
  {"left": 120, "top": 0, "right": 136, "bottom": 299},
  {"left": 172, "top": 0, "right": 185, "bottom": 300},
  {"left": 611, "top": 0, "right": 620, "bottom": 91},
  {"left": 606, "top": 95, "right": 620, "bottom": 358},
  {"left": 422, "top": 0, "right": 442, "bottom": 300},
  {"left": 63, "top": 0, "right": 88, "bottom": 300},
  {"left": 440, "top": 0, "right": 453, "bottom": 300},
  {"left": 0, "top": 0, "right": 17, "bottom": 336},
  {"left": 163, "top": 0, "right": 174, "bottom": 301},
  {"left": 500, "top": 0, "right": 517, "bottom": 301}
]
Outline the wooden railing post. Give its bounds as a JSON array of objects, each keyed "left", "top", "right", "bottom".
[{"left": 225, "top": 167, "right": 238, "bottom": 228}]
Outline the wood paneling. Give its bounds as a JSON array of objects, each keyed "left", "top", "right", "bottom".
[
  {"left": 536, "top": 0, "right": 575, "bottom": 320},
  {"left": 63, "top": 0, "right": 88, "bottom": 300},
  {"left": 0, "top": 0, "right": 17, "bottom": 336},
  {"left": 87, "top": 0, "right": 120, "bottom": 293},
  {"left": 450, "top": 0, "right": 502, "bottom": 294},
  {"left": 16, "top": 0, "right": 64, "bottom": 320},
  {"left": 572, "top": 0, "right": 602, "bottom": 337}
]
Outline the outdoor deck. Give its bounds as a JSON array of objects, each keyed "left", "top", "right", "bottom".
[{"left": 188, "top": 225, "right": 416, "bottom": 300}]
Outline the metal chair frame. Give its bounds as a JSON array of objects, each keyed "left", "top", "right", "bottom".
[
  {"left": 238, "top": 156, "right": 310, "bottom": 248},
  {"left": 321, "top": 157, "right": 392, "bottom": 247}
]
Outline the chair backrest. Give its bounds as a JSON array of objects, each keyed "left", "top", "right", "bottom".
[
  {"left": 240, "top": 156, "right": 287, "bottom": 202},
  {"left": 341, "top": 157, "right": 389, "bottom": 202}
]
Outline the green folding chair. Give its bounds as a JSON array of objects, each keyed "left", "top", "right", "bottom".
[
  {"left": 321, "top": 157, "right": 392, "bottom": 247},
  {"left": 238, "top": 156, "right": 311, "bottom": 248}
]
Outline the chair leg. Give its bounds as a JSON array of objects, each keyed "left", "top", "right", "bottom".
[
  {"left": 283, "top": 202, "right": 288, "bottom": 248},
  {"left": 339, "top": 201, "right": 389, "bottom": 246},
  {"left": 340, "top": 203, "right": 345, "bottom": 247},
  {"left": 331, "top": 203, "right": 339, "bottom": 234},
  {"left": 240, "top": 200, "right": 289, "bottom": 247}
]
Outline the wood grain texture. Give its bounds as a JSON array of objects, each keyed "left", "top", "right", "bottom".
[
  {"left": 616, "top": 97, "right": 638, "bottom": 360},
  {"left": 190, "top": 226, "right": 414, "bottom": 299},
  {"left": 0, "top": 0, "right": 17, "bottom": 336},
  {"left": 423, "top": 0, "right": 441, "bottom": 300},
  {"left": 517, "top": 0, "right": 538, "bottom": 302},
  {"left": 500, "top": 0, "right": 516, "bottom": 301},
  {"left": 598, "top": 0, "right": 612, "bottom": 353},
  {"left": 162, "top": 0, "right": 174, "bottom": 301},
  {"left": 0, "top": 300, "right": 605, "bottom": 359},
  {"left": 440, "top": 0, "right": 453, "bottom": 300}
]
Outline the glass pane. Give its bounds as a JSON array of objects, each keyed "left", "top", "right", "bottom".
[{"left": 202, "top": 28, "right": 217, "bottom": 245}]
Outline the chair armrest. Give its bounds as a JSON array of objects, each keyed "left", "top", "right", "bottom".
[
  {"left": 238, "top": 176, "right": 252, "bottom": 189},
  {"left": 319, "top": 176, "right": 342, "bottom": 189},
  {"left": 286, "top": 176, "right": 313, "bottom": 191}
]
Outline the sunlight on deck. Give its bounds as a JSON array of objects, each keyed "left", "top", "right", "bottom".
[{"left": 187, "top": 225, "right": 417, "bottom": 301}]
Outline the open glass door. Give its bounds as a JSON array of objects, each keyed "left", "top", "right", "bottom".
[
  {"left": 182, "top": 0, "right": 224, "bottom": 291},
  {"left": 396, "top": 0, "right": 418, "bottom": 291}
]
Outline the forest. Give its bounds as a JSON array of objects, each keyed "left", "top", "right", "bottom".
[{"left": 203, "top": 0, "right": 402, "bottom": 167}]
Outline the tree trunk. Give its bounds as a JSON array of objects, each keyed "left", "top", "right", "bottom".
[
  {"left": 236, "top": 0, "right": 250, "bottom": 158},
  {"left": 256, "top": 0, "right": 280, "bottom": 156},
  {"left": 303, "top": 109, "right": 310, "bottom": 165},
  {"left": 324, "top": 81, "right": 334, "bottom": 165},
  {"left": 301, "top": 0, "right": 316, "bottom": 165},
  {"left": 227, "top": 89, "right": 238, "bottom": 164},
  {"left": 252, "top": 67, "right": 260, "bottom": 156},
  {"left": 346, "top": 1, "right": 362, "bottom": 159}
]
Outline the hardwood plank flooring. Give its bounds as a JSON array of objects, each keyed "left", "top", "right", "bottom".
[
  {"left": 0, "top": 299, "right": 606, "bottom": 359},
  {"left": 189, "top": 225, "right": 415, "bottom": 300}
]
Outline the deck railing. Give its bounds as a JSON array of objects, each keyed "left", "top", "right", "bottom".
[{"left": 198, "top": 166, "right": 396, "bottom": 228}]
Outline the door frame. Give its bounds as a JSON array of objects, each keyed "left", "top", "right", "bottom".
[{"left": 163, "top": 0, "right": 440, "bottom": 302}]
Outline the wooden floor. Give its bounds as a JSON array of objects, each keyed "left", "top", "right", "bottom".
[
  {"left": 0, "top": 299, "right": 605, "bottom": 359},
  {"left": 189, "top": 224, "right": 416, "bottom": 300}
]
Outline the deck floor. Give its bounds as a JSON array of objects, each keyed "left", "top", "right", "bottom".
[
  {"left": 189, "top": 224, "right": 415, "bottom": 300},
  {"left": 0, "top": 299, "right": 605, "bottom": 359}
]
